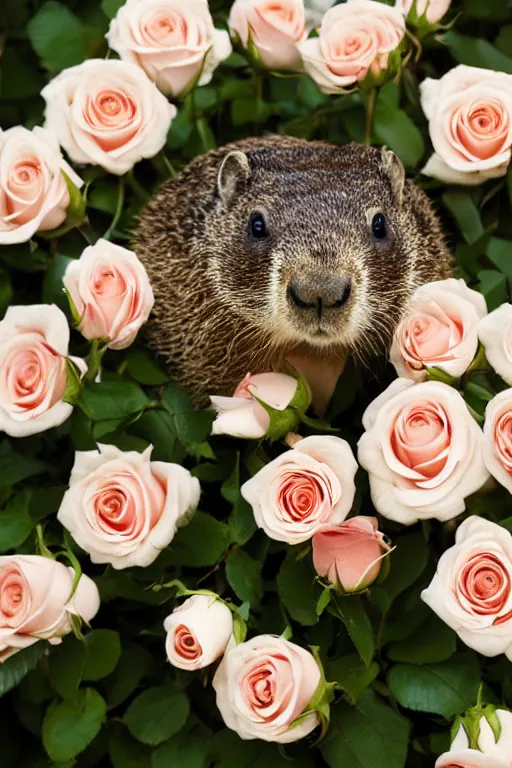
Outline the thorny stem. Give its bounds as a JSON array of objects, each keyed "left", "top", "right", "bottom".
[
  {"left": 364, "top": 88, "right": 378, "bottom": 145},
  {"left": 103, "top": 176, "right": 125, "bottom": 241},
  {"left": 160, "top": 150, "right": 178, "bottom": 179}
]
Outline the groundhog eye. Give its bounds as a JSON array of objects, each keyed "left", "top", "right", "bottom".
[
  {"left": 371, "top": 212, "right": 387, "bottom": 240},
  {"left": 250, "top": 212, "right": 269, "bottom": 239}
]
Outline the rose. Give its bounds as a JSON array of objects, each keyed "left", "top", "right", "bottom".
[
  {"left": 483, "top": 390, "right": 512, "bottom": 494},
  {"left": 63, "top": 238, "right": 154, "bottom": 350},
  {"left": 0, "top": 126, "right": 83, "bottom": 245},
  {"left": 396, "top": 0, "right": 451, "bottom": 24},
  {"left": 212, "top": 634, "right": 321, "bottom": 743},
  {"left": 298, "top": 0, "right": 405, "bottom": 95},
  {"left": 312, "top": 516, "right": 391, "bottom": 592},
  {"left": 478, "top": 304, "right": 512, "bottom": 386},
  {"left": 107, "top": 0, "right": 232, "bottom": 98},
  {"left": 164, "top": 595, "right": 233, "bottom": 670},
  {"left": 357, "top": 379, "right": 489, "bottom": 524},
  {"left": 41, "top": 59, "right": 177, "bottom": 175},
  {"left": 0, "top": 555, "right": 100, "bottom": 662},
  {"left": 228, "top": 0, "right": 307, "bottom": 72},
  {"left": 0, "top": 304, "right": 86, "bottom": 438},
  {"left": 57, "top": 443, "right": 200, "bottom": 570},
  {"left": 436, "top": 752, "right": 508, "bottom": 768},
  {"left": 422, "top": 517, "right": 512, "bottom": 659},
  {"left": 211, "top": 372, "right": 298, "bottom": 439},
  {"left": 437, "top": 708, "right": 512, "bottom": 767},
  {"left": 420, "top": 65, "right": 512, "bottom": 185},
  {"left": 241, "top": 435, "right": 357, "bottom": 544},
  {"left": 390, "top": 278, "right": 487, "bottom": 382}
]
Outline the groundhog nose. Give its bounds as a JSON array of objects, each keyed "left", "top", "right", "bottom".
[{"left": 287, "top": 277, "right": 352, "bottom": 313}]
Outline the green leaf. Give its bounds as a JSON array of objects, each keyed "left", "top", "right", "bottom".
[
  {"left": 101, "top": 0, "right": 125, "bottom": 18},
  {"left": 0, "top": 490, "right": 34, "bottom": 551},
  {"left": 443, "top": 31, "right": 512, "bottom": 74},
  {"left": 42, "top": 687, "right": 107, "bottom": 762},
  {"left": 331, "top": 595, "right": 375, "bottom": 667},
  {"left": 383, "top": 530, "right": 429, "bottom": 603},
  {"left": 442, "top": 189, "right": 484, "bottom": 245},
  {"left": 486, "top": 237, "right": 512, "bottom": 281},
  {"left": 228, "top": 496, "right": 258, "bottom": 546},
  {"left": 106, "top": 643, "right": 153, "bottom": 710},
  {"left": 226, "top": 549, "right": 263, "bottom": 606},
  {"left": 211, "top": 729, "right": 315, "bottom": 768},
  {"left": 0, "top": 243, "right": 49, "bottom": 273},
  {"left": 386, "top": 614, "right": 457, "bottom": 664},
  {"left": 79, "top": 382, "right": 149, "bottom": 422},
  {"left": 0, "top": 441, "right": 49, "bottom": 489},
  {"left": 48, "top": 635, "right": 87, "bottom": 701},
  {"left": 170, "top": 511, "right": 230, "bottom": 567},
  {"left": 131, "top": 410, "right": 184, "bottom": 465},
  {"left": 277, "top": 549, "right": 322, "bottom": 626},
  {"left": 231, "top": 99, "right": 272, "bottom": 126},
  {"left": 83, "top": 630, "right": 121, "bottom": 682},
  {"left": 27, "top": 1, "right": 102, "bottom": 71},
  {"left": 125, "top": 348, "right": 170, "bottom": 386},
  {"left": 373, "top": 86, "right": 425, "bottom": 169},
  {"left": 162, "top": 384, "right": 214, "bottom": 452},
  {"left": 124, "top": 686, "right": 189, "bottom": 746},
  {"left": 327, "top": 654, "right": 380, "bottom": 706},
  {"left": 42, "top": 253, "right": 74, "bottom": 311},
  {"left": 109, "top": 723, "right": 152, "bottom": 768},
  {"left": 152, "top": 729, "right": 209, "bottom": 768},
  {"left": 0, "top": 643, "right": 46, "bottom": 698},
  {"left": 478, "top": 270, "right": 507, "bottom": 311},
  {"left": 62, "top": 359, "right": 83, "bottom": 406}
]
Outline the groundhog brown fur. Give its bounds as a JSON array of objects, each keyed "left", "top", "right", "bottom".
[{"left": 133, "top": 135, "right": 452, "bottom": 410}]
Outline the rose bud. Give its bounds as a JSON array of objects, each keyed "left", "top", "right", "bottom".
[
  {"left": 164, "top": 595, "right": 233, "bottom": 671},
  {"left": 437, "top": 706, "right": 512, "bottom": 767},
  {"left": 312, "top": 517, "right": 391, "bottom": 592},
  {"left": 0, "top": 555, "right": 100, "bottom": 662},
  {"left": 483, "top": 390, "right": 512, "bottom": 494},
  {"left": 478, "top": 304, "right": 512, "bottom": 386},
  {"left": 396, "top": 0, "right": 451, "bottom": 25}
]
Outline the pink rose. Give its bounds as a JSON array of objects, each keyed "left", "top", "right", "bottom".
[
  {"left": 422, "top": 517, "right": 512, "bottom": 659},
  {"left": 421, "top": 65, "right": 512, "bottom": 185},
  {"left": 42, "top": 59, "right": 177, "bottom": 175},
  {"left": 390, "top": 278, "right": 487, "bottom": 381},
  {"left": 57, "top": 444, "right": 200, "bottom": 570},
  {"left": 478, "top": 304, "right": 512, "bottom": 386},
  {"left": 436, "top": 752, "right": 508, "bottom": 768},
  {"left": 483, "top": 390, "right": 512, "bottom": 494},
  {"left": 0, "top": 304, "right": 86, "bottom": 438},
  {"left": 213, "top": 634, "right": 321, "bottom": 743},
  {"left": 396, "top": 0, "right": 451, "bottom": 24},
  {"left": 241, "top": 435, "right": 357, "bottom": 544},
  {"left": 228, "top": 0, "right": 307, "bottom": 72},
  {"left": 437, "top": 709, "right": 512, "bottom": 768},
  {"left": 107, "top": 0, "right": 232, "bottom": 98},
  {"left": 312, "top": 516, "right": 390, "bottom": 592},
  {"left": 358, "top": 379, "right": 489, "bottom": 524},
  {"left": 298, "top": 0, "right": 405, "bottom": 94},
  {"left": 164, "top": 595, "right": 233, "bottom": 670},
  {"left": 210, "top": 372, "right": 298, "bottom": 439},
  {"left": 0, "top": 555, "right": 100, "bottom": 662},
  {"left": 0, "top": 126, "right": 83, "bottom": 245},
  {"left": 63, "top": 238, "right": 154, "bottom": 350}
]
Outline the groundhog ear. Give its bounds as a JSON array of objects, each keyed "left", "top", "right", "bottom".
[
  {"left": 381, "top": 147, "right": 405, "bottom": 206},
  {"left": 217, "top": 151, "right": 251, "bottom": 207}
]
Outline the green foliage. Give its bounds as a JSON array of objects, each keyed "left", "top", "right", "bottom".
[
  {"left": 42, "top": 687, "right": 107, "bottom": 762},
  {"left": 124, "top": 686, "right": 189, "bottom": 746}
]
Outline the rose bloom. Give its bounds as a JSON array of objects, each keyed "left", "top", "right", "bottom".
[
  {"left": 57, "top": 444, "right": 200, "bottom": 570},
  {"left": 436, "top": 709, "right": 512, "bottom": 768},
  {"left": 483, "top": 390, "right": 512, "bottom": 494},
  {"left": 107, "top": 0, "right": 232, "bottom": 98},
  {"left": 396, "top": 0, "right": 451, "bottom": 24},
  {"left": 228, "top": 0, "right": 307, "bottom": 72},
  {"left": 422, "top": 517, "right": 512, "bottom": 659},
  {"left": 357, "top": 379, "right": 489, "bottom": 524},
  {"left": 211, "top": 372, "right": 298, "bottom": 439},
  {"left": 0, "top": 304, "right": 86, "bottom": 438},
  {"left": 42, "top": 59, "right": 177, "bottom": 176},
  {"left": 390, "top": 278, "right": 487, "bottom": 382},
  {"left": 478, "top": 303, "right": 512, "bottom": 386},
  {"left": 421, "top": 65, "right": 512, "bottom": 185},
  {"left": 0, "top": 126, "right": 83, "bottom": 245},
  {"left": 63, "top": 238, "right": 154, "bottom": 350},
  {"left": 298, "top": 0, "right": 405, "bottom": 95},
  {"left": 312, "top": 516, "right": 390, "bottom": 592},
  {"left": 241, "top": 435, "right": 357, "bottom": 544},
  {"left": 436, "top": 751, "right": 508, "bottom": 768},
  {"left": 213, "top": 635, "right": 321, "bottom": 743},
  {"left": 0, "top": 555, "right": 100, "bottom": 662},
  {"left": 164, "top": 595, "right": 233, "bottom": 670}
]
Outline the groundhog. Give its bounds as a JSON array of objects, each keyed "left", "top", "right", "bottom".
[{"left": 133, "top": 135, "right": 451, "bottom": 411}]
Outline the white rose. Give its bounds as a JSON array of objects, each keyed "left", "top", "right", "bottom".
[
  {"left": 438, "top": 708, "right": 512, "bottom": 767},
  {"left": 483, "top": 390, "right": 512, "bottom": 494},
  {"left": 396, "top": 0, "right": 451, "bottom": 24},
  {"left": 478, "top": 303, "right": 512, "bottom": 385},
  {"left": 164, "top": 595, "right": 233, "bottom": 670}
]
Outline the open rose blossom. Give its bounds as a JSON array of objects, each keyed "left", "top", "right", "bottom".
[
  {"left": 228, "top": 0, "right": 307, "bottom": 72},
  {"left": 421, "top": 65, "right": 512, "bottom": 185},
  {"left": 478, "top": 304, "right": 512, "bottom": 386},
  {"left": 436, "top": 708, "right": 512, "bottom": 767},
  {"left": 211, "top": 372, "right": 298, "bottom": 439},
  {"left": 0, "top": 126, "right": 83, "bottom": 245},
  {"left": 57, "top": 444, "right": 200, "bottom": 570},
  {"left": 241, "top": 435, "right": 357, "bottom": 544},
  {"left": 395, "top": 0, "right": 451, "bottom": 24},
  {"left": 0, "top": 304, "right": 86, "bottom": 438},
  {"left": 422, "top": 517, "right": 512, "bottom": 659},
  {"left": 63, "top": 238, "right": 154, "bottom": 350},
  {"left": 213, "top": 635, "right": 322, "bottom": 743},
  {"left": 0, "top": 555, "right": 100, "bottom": 663},
  {"left": 41, "top": 59, "right": 177, "bottom": 175},
  {"left": 107, "top": 0, "right": 232, "bottom": 98},
  {"left": 298, "top": 0, "right": 405, "bottom": 94},
  {"left": 483, "top": 390, "right": 512, "bottom": 494},
  {"left": 312, "top": 516, "right": 391, "bottom": 592},
  {"left": 164, "top": 595, "right": 233, "bottom": 670},
  {"left": 390, "top": 278, "right": 487, "bottom": 382},
  {"left": 357, "top": 379, "right": 489, "bottom": 524}
]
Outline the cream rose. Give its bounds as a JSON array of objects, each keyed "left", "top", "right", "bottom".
[
  {"left": 396, "top": 0, "right": 451, "bottom": 24},
  {"left": 63, "top": 238, "right": 154, "bottom": 350},
  {"left": 298, "top": 0, "right": 405, "bottom": 94},
  {"left": 478, "top": 304, "right": 512, "bottom": 386},
  {"left": 0, "top": 126, "right": 83, "bottom": 245},
  {"left": 438, "top": 708, "right": 512, "bottom": 767},
  {"left": 436, "top": 751, "right": 508, "bottom": 768},
  {"left": 164, "top": 595, "right": 233, "bottom": 670},
  {"left": 107, "top": 0, "right": 232, "bottom": 98},
  {"left": 42, "top": 59, "right": 177, "bottom": 176},
  {"left": 0, "top": 304, "right": 86, "bottom": 438},
  {"left": 422, "top": 517, "right": 512, "bottom": 659},
  {"left": 483, "top": 390, "right": 512, "bottom": 494},
  {"left": 0, "top": 555, "right": 100, "bottom": 663},
  {"left": 57, "top": 444, "right": 200, "bottom": 570},
  {"left": 213, "top": 635, "right": 321, "bottom": 743},
  {"left": 421, "top": 65, "right": 512, "bottom": 185},
  {"left": 229, "top": 0, "right": 307, "bottom": 72},
  {"left": 390, "top": 279, "right": 487, "bottom": 382},
  {"left": 241, "top": 435, "right": 357, "bottom": 544},
  {"left": 357, "top": 379, "right": 489, "bottom": 524}
]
